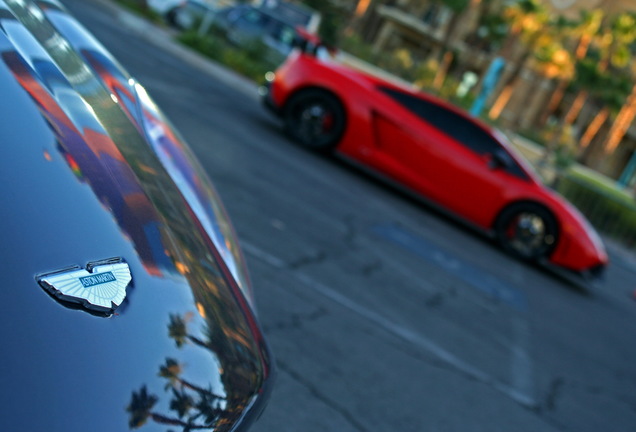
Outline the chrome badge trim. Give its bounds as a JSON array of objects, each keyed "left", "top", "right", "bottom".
[{"left": 37, "top": 258, "right": 131, "bottom": 315}]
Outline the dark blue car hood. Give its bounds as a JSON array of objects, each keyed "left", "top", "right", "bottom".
[{"left": 0, "top": 1, "right": 273, "bottom": 430}]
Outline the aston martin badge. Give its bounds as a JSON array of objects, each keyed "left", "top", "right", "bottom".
[{"left": 37, "top": 258, "right": 132, "bottom": 315}]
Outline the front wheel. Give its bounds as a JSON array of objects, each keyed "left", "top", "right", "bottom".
[
  {"left": 283, "top": 90, "right": 345, "bottom": 151},
  {"left": 495, "top": 203, "right": 558, "bottom": 261}
]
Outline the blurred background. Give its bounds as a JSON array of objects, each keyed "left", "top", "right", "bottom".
[{"left": 129, "top": 0, "right": 636, "bottom": 253}]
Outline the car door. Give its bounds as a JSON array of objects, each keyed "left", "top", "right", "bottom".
[
  {"left": 374, "top": 86, "right": 530, "bottom": 227},
  {"left": 369, "top": 97, "right": 451, "bottom": 202}
]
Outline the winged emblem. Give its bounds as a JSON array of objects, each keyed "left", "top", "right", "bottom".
[{"left": 37, "top": 258, "right": 132, "bottom": 315}]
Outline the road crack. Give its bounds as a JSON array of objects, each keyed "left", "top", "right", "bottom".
[
  {"left": 263, "top": 307, "right": 328, "bottom": 332},
  {"left": 277, "top": 359, "right": 370, "bottom": 432},
  {"left": 544, "top": 377, "right": 565, "bottom": 412},
  {"left": 288, "top": 250, "right": 327, "bottom": 269}
]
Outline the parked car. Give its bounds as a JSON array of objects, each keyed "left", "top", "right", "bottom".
[
  {"left": 210, "top": 5, "right": 301, "bottom": 62},
  {"left": 165, "top": 0, "right": 232, "bottom": 30},
  {"left": 262, "top": 33, "right": 608, "bottom": 281},
  {"left": 0, "top": 0, "right": 273, "bottom": 431},
  {"left": 253, "top": 0, "right": 321, "bottom": 33}
]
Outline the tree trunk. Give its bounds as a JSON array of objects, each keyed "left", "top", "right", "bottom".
[
  {"left": 603, "top": 82, "right": 636, "bottom": 154},
  {"left": 489, "top": 84, "right": 514, "bottom": 119},
  {"left": 579, "top": 107, "right": 609, "bottom": 151},
  {"left": 432, "top": 51, "right": 454, "bottom": 90},
  {"left": 511, "top": 70, "right": 539, "bottom": 129},
  {"left": 538, "top": 78, "right": 568, "bottom": 127},
  {"left": 432, "top": 8, "right": 464, "bottom": 91},
  {"left": 537, "top": 34, "right": 592, "bottom": 127},
  {"left": 346, "top": 0, "right": 373, "bottom": 35},
  {"left": 488, "top": 49, "right": 532, "bottom": 120},
  {"left": 354, "top": 0, "right": 372, "bottom": 16},
  {"left": 578, "top": 107, "right": 610, "bottom": 165},
  {"left": 563, "top": 90, "right": 588, "bottom": 125}
]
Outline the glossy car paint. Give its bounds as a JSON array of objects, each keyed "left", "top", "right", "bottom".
[
  {"left": 266, "top": 49, "right": 608, "bottom": 275},
  {"left": 0, "top": 1, "right": 272, "bottom": 430}
]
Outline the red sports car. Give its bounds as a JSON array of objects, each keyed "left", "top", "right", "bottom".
[{"left": 261, "top": 35, "right": 608, "bottom": 280}]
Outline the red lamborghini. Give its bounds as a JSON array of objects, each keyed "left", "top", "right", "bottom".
[{"left": 261, "top": 35, "right": 608, "bottom": 280}]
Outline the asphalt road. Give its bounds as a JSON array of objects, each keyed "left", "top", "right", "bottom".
[{"left": 62, "top": 1, "right": 636, "bottom": 431}]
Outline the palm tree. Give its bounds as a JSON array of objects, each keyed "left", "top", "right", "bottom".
[
  {"left": 194, "top": 391, "right": 225, "bottom": 425},
  {"left": 351, "top": 0, "right": 373, "bottom": 21},
  {"left": 167, "top": 312, "right": 210, "bottom": 349},
  {"left": 576, "top": 66, "right": 630, "bottom": 165},
  {"left": 159, "top": 357, "right": 184, "bottom": 389},
  {"left": 599, "top": 13, "right": 636, "bottom": 156},
  {"left": 169, "top": 387, "right": 196, "bottom": 420},
  {"left": 514, "top": 18, "right": 575, "bottom": 129},
  {"left": 487, "top": 0, "right": 550, "bottom": 120},
  {"left": 168, "top": 313, "right": 189, "bottom": 348},
  {"left": 575, "top": 61, "right": 625, "bottom": 149},
  {"left": 600, "top": 78, "right": 636, "bottom": 156},
  {"left": 562, "top": 11, "right": 633, "bottom": 127},
  {"left": 159, "top": 357, "right": 226, "bottom": 399},
  {"left": 537, "top": 10, "right": 603, "bottom": 128},
  {"left": 566, "top": 12, "right": 634, "bottom": 167},
  {"left": 127, "top": 386, "right": 158, "bottom": 429},
  {"left": 126, "top": 385, "right": 213, "bottom": 430},
  {"left": 431, "top": 0, "right": 471, "bottom": 90}
]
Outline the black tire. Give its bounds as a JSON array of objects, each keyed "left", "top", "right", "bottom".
[
  {"left": 283, "top": 89, "right": 346, "bottom": 151},
  {"left": 495, "top": 202, "right": 558, "bottom": 261}
]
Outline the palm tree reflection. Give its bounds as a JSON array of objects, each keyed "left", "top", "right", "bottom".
[{"left": 127, "top": 311, "right": 262, "bottom": 431}]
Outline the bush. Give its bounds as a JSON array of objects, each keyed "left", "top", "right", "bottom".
[
  {"left": 115, "top": 0, "right": 163, "bottom": 23},
  {"left": 178, "top": 31, "right": 276, "bottom": 82},
  {"left": 339, "top": 33, "right": 375, "bottom": 63},
  {"left": 555, "top": 171, "right": 636, "bottom": 247}
]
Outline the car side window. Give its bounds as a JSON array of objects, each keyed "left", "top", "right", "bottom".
[
  {"left": 269, "top": 20, "right": 293, "bottom": 43},
  {"left": 239, "top": 10, "right": 267, "bottom": 28},
  {"left": 378, "top": 86, "right": 529, "bottom": 180}
]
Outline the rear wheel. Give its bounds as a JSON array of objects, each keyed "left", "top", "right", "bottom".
[
  {"left": 283, "top": 89, "right": 345, "bottom": 151},
  {"left": 495, "top": 203, "right": 558, "bottom": 261}
]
